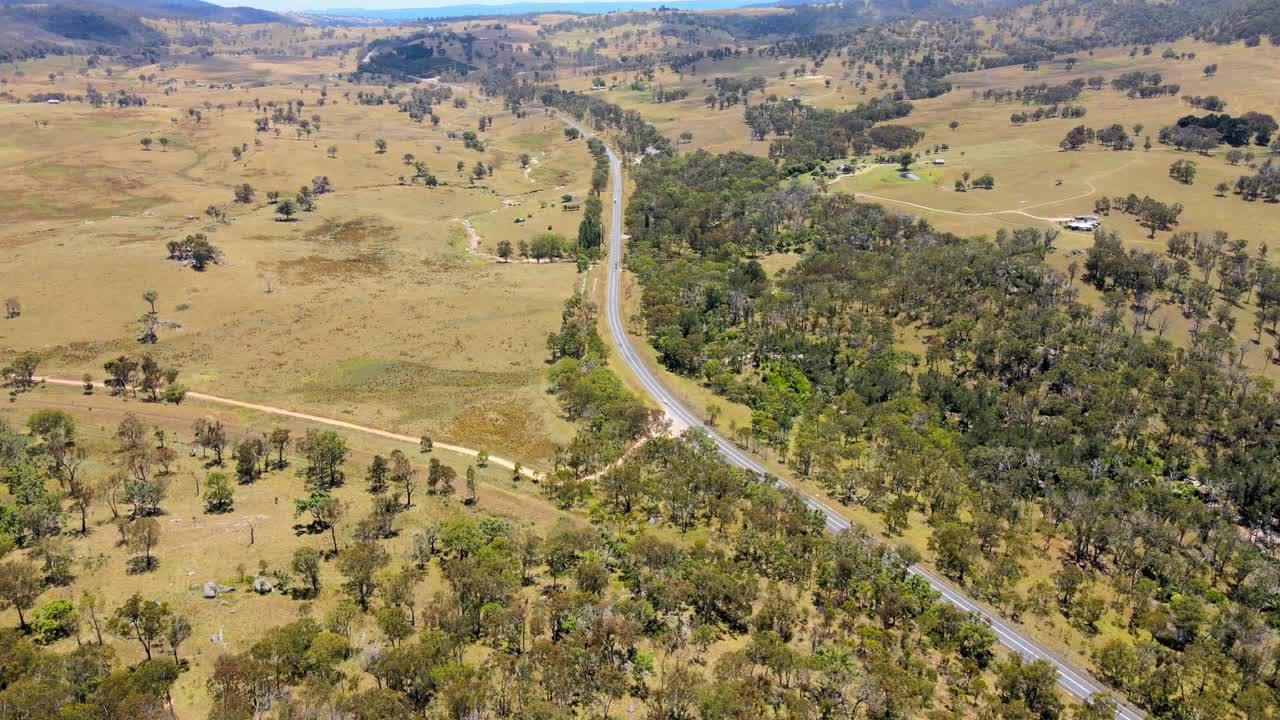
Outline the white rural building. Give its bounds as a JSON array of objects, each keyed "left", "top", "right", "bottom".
[{"left": 1065, "top": 215, "right": 1101, "bottom": 232}]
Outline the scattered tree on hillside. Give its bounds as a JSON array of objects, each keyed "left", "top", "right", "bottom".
[
  {"left": 298, "top": 430, "right": 347, "bottom": 490},
  {"left": 125, "top": 518, "right": 161, "bottom": 572},
  {"left": 275, "top": 198, "right": 298, "bottom": 221},
  {"left": 0, "top": 561, "right": 43, "bottom": 630},
  {"left": 204, "top": 472, "right": 234, "bottom": 513},
  {"left": 108, "top": 593, "right": 170, "bottom": 660},
  {"left": 166, "top": 233, "right": 220, "bottom": 270},
  {"left": 1169, "top": 159, "right": 1197, "bottom": 184}
]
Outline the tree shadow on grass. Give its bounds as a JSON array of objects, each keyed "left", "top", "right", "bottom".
[{"left": 292, "top": 520, "right": 327, "bottom": 537}]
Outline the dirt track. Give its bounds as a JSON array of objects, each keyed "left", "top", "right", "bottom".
[{"left": 36, "top": 377, "right": 540, "bottom": 479}]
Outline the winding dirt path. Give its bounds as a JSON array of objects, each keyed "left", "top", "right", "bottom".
[
  {"left": 458, "top": 216, "right": 493, "bottom": 257},
  {"left": 36, "top": 378, "right": 541, "bottom": 480},
  {"left": 852, "top": 189, "right": 1088, "bottom": 222}
]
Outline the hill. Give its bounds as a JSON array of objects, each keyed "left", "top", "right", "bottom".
[
  {"left": 0, "top": 0, "right": 289, "bottom": 61},
  {"left": 84, "top": 0, "right": 289, "bottom": 23},
  {"left": 0, "top": 2, "right": 167, "bottom": 61},
  {"left": 319, "top": 0, "right": 759, "bottom": 21},
  {"left": 356, "top": 34, "right": 478, "bottom": 78}
]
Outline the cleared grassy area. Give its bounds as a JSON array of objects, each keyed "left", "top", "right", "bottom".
[{"left": 0, "top": 49, "right": 592, "bottom": 464}]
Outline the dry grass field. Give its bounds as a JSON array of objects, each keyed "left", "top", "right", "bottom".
[
  {"left": 835, "top": 39, "right": 1280, "bottom": 240},
  {"left": 0, "top": 33, "right": 597, "bottom": 465},
  {"left": 0, "top": 25, "right": 647, "bottom": 714}
]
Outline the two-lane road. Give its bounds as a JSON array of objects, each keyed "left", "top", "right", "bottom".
[{"left": 553, "top": 109, "right": 1143, "bottom": 720}]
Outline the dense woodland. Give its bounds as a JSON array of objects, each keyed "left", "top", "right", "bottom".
[
  {"left": 623, "top": 147, "right": 1280, "bottom": 719},
  {"left": 0, "top": 348, "right": 1114, "bottom": 720}
]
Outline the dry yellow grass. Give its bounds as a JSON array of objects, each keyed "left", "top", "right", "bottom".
[{"left": 0, "top": 36, "right": 601, "bottom": 463}]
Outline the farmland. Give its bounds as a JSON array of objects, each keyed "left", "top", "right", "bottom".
[{"left": 0, "top": 36, "right": 594, "bottom": 464}]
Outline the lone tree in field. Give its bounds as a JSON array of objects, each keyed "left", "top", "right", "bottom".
[
  {"left": 294, "top": 491, "right": 346, "bottom": 554},
  {"left": 167, "top": 613, "right": 191, "bottom": 662},
  {"left": 142, "top": 290, "right": 158, "bottom": 315},
  {"left": 374, "top": 138, "right": 387, "bottom": 154},
  {"left": 291, "top": 546, "right": 322, "bottom": 597},
  {"left": 1215, "top": 181, "right": 1231, "bottom": 196},
  {"left": 496, "top": 239, "right": 513, "bottom": 261},
  {"left": 193, "top": 418, "right": 228, "bottom": 464},
  {"left": 158, "top": 137, "right": 168, "bottom": 151},
  {"left": 140, "top": 138, "right": 152, "bottom": 151},
  {"left": 4, "top": 297, "right": 21, "bottom": 319},
  {"left": 390, "top": 449, "right": 416, "bottom": 509},
  {"left": 234, "top": 183, "right": 254, "bottom": 204},
  {"left": 275, "top": 198, "right": 297, "bottom": 221},
  {"left": 68, "top": 467, "right": 95, "bottom": 533},
  {"left": 204, "top": 471, "right": 234, "bottom": 513},
  {"left": 126, "top": 517, "right": 161, "bottom": 572},
  {"left": 1169, "top": 159, "right": 1197, "bottom": 185},
  {"left": 949, "top": 120, "right": 960, "bottom": 131}
]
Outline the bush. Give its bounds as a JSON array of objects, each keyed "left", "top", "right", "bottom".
[{"left": 31, "top": 600, "right": 78, "bottom": 644}]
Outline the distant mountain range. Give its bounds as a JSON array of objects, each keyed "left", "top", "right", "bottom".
[
  {"left": 84, "top": 0, "right": 287, "bottom": 22},
  {"left": 315, "top": 0, "right": 764, "bottom": 21}
]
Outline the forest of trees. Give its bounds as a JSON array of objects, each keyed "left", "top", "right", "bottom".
[
  {"left": 0, "top": 327, "right": 1082, "bottom": 720},
  {"left": 623, "top": 146, "right": 1280, "bottom": 719},
  {"left": 743, "top": 97, "right": 919, "bottom": 168}
]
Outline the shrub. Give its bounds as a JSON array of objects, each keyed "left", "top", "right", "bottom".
[{"left": 32, "top": 600, "right": 78, "bottom": 644}]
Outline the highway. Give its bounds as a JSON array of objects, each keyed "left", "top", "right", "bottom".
[{"left": 553, "top": 109, "right": 1144, "bottom": 720}]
